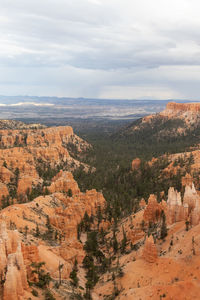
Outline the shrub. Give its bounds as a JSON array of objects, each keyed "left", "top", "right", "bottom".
[
  {"left": 31, "top": 289, "right": 38, "bottom": 297},
  {"left": 44, "top": 289, "right": 56, "bottom": 300}
]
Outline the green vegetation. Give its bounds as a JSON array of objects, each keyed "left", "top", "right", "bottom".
[
  {"left": 72, "top": 115, "right": 200, "bottom": 224},
  {"left": 74, "top": 155, "right": 188, "bottom": 222},
  {"left": 160, "top": 211, "right": 168, "bottom": 240},
  {"left": 31, "top": 262, "right": 52, "bottom": 289},
  {"left": 70, "top": 259, "right": 79, "bottom": 288}
]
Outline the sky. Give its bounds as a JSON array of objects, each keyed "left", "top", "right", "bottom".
[{"left": 0, "top": 0, "right": 200, "bottom": 99}]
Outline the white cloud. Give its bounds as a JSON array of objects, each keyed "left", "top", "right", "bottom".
[
  {"left": 100, "top": 85, "right": 183, "bottom": 100},
  {"left": 0, "top": 0, "right": 200, "bottom": 99}
]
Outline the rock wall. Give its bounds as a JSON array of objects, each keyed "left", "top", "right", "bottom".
[
  {"left": 182, "top": 173, "right": 193, "bottom": 187},
  {"left": 165, "top": 102, "right": 200, "bottom": 113},
  {"left": 143, "top": 194, "right": 166, "bottom": 223},
  {"left": 0, "top": 126, "right": 90, "bottom": 199},
  {"left": 48, "top": 171, "right": 80, "bottom": 195},
  {"left": 142, "top": 235, "right": 157, "bottom": 263},
  {"left": 0, "top": 222, "right": 29, "bottom": 300},
  {"left": 160, "top": 102, "right": 200, "bottom": 126},
  {"left": 142, "top": 181, "right": 200, "bottom": 227},
  {"left": 167, "top": 182, "right": 200, "bottom": 226}
]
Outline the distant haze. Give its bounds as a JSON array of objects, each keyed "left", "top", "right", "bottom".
[
  {"left": 0, "top": 96, "right": 198, "bottom": 121},
  {"left": 1, "top": 1, "right": 200, "bottom": 100}
]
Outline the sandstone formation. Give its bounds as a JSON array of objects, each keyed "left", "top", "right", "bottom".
[
  {"left": 167, "top": 187, "right": 185, "bottom": 224},
  {"left": 160, "top": 102, "right": 200, "bottom": 127},
  {"left": 142, "top": 235, "right": 157, "bottom": 263},
  {"left": 0, "top": 123, "right": 110, "bottom": 299},
  {"left": 92, "top": 175, "right": 200, "bottom": 300},
  {"left": 0, "top": 183, "right": 105, "bottom": 299},
  {"left": 142, "top": 180, "right": 200, "bottom": 228},
  {"left": 0, "top": 167, "right": 13, "bottom": 184},
  {"left": 182, "top": 173, "right": 193, "bottom": 187},
  {"left": 0, "top": 222, "right": 29, "bottom": 300},
  {"left": 0, "top": 183, "right": 9, "bottom": 201},
  {"left": 164, "top": 102, "right": 200, "bottom": 113},
  {"left": 131, "top": 158, "right": 141, "bottom": 170},
  {"left": 166, "top": 182, "right": 200, "bottom": 226},
  {"left": 48, "top": 170, "right": 80, "bottom": 195},
  {"left": 0, "top": 170, "right": 106, "bottom": 294},
  {"left": 183, "top": 183, "right": 200, "bottom": 210},
  {"left": 143, "top": 194, "right": 166, "bottom": 223},
  {"left": 128, "top": 102, "right": 200, "bottom": 142},
  {"left": 139, "top": 198, "right": 146, "bottom": 209},
  {"left": 0, "top": 125, "right": 90, "bottom": 201}
]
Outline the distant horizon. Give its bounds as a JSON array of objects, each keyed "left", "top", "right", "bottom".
[{"left": 0, "top": 95, "right": 200, "bottom": 102}]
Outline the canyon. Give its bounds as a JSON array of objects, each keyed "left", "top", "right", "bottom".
[
  {"left": 0, "top": 103, "right": 200, "bottom": 299},
  {"left": 0, "top": 123, "right": 105, "bottom": 299},
  {"left": 92, "top": 177, "right": 200, "bottom": 300}
]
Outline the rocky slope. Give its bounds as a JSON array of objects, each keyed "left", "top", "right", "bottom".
[
  {"left": 116, "top": 102, "right": 200, "bottom": 155},
  {"left": 0, "top": 170, "right": 106, "bottom": 300},
  {"left": 0, "top": 123, "right": 106, "bottom": 299},
  {"left": 92, "top": 177, "right": 200, "bottom": 300},
  {"left": 134, "top": 101, "right": 200, "bottom": 133},
  {"left": 1, "top": 119, "right": 200, "bottom": 300},
  {"left": 0, "top": 119, "right": 45, "bottom": 130},
  {"left": 0, "top": 125, "right": 91, "bottom": 205},
  {"left": 161, "top": 102, "right": 200, "bottom": 122}
]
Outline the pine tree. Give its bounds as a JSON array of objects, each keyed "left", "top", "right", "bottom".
[
  {"left": 160, "top": 211, "right": 167, "bottom": 240},
  {"left": 24, "top": 225, "right": 28, "bottom": 238},
  {"left": 67, "top": 189, "right": 72, "bottom": 197},
  {"left": 113, "top": 231, "right": 118, "bottom": 254},
  {"left": 35, "top": 224, "right": 40, "bottom": 237},
  {"left": 121, "top": 226, "right": 127, "bottom": 254},
  {"left": 70, "top": 259, "right": 78, "bottom": 288},
  {"left": 185, "top": 220, "right": 189, "bottom": 231},
  {"left": 97, "top": 206, "right": 102, "bottom": 228},
  {"left": 58, "top": 261, "right": 64, "bottom": 286}
]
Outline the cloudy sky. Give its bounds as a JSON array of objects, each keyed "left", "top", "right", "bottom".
[{"left": 0, "top": 0, "right": 200, "bottom": 99}]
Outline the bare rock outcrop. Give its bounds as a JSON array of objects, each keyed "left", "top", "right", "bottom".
[
  {"left": 139, "top": 198, "right": 146, "bottom": 209},
  {"left": 131, "top": 158, "right": 141, "bottom": 170},
  {"left": 160, "top": 102, "right": 200, "bottom": 126},
  {"left": 142, "top": 181, "right": 200, "bottom": 228},
  {"left": 143, "top": 194, "right": 166, "bottom": 223},
  {"left": 0, "top": 126, "right": 90, "bottom": 199},
  {"left": 0, "top": 222, "right": 29, "bottom": 300},
  {"left": 0, "top": 167, "right": 13, "bottom": 183},
  {"left": 182, "top": 173, "right": 193, "bottom": 187},
  {"left": 164, "top": 102, "right": 200, "bottom": 114},
  {"left": 167, "top": 182, "right": 200, "bottom": 226},
  {"left": 48, "top": 171, "right": 80, "bottom": 195},
  {"left": 183, "top": 183, "right": 200, "bottom": 211},
  {"left": 0, "top": 183, "right": 9, "bottom": 202},
  {"left": 167, "top": 187, "right": 185, "bottom": 224},
  {"left": 142, "top": 235, "right": 157, "bottom": 263}
]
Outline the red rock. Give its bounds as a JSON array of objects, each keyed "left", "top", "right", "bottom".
[
  {"left": 0, "top": 183, "right": 9, "bottom": 202},
  {"left": 0, "top": 167, "right": 13, "bottom": 183},
  {"left": 131, "top": 158, "right": 141, "bottom": 170},
  {"left": 143, "top": 194, "right": 165, "bottom": 223},
  {"left": 48, "top": 171, "right": 80, "bottom": 195},
  {"left": 182, "top": 173, "right": 193, "bottom": 187},
  {"left": 0, "top": 223, "right": 29, "bottom": 300},
  {"left": 165, "top": 102, "right": 200, "bottom": 113},
  {"left": 183, "top": 183, "right": 200, "bottom": 211},
  {"left": 142, "top": 235, "right": 157, "bottom": 263},
  {"left": 139, "top": 198, "right": 146, "bottom": 209}
]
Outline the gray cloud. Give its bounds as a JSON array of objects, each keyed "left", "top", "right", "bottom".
[{"left": 0, "top": 0, "right": 200, "bottom": 99}]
